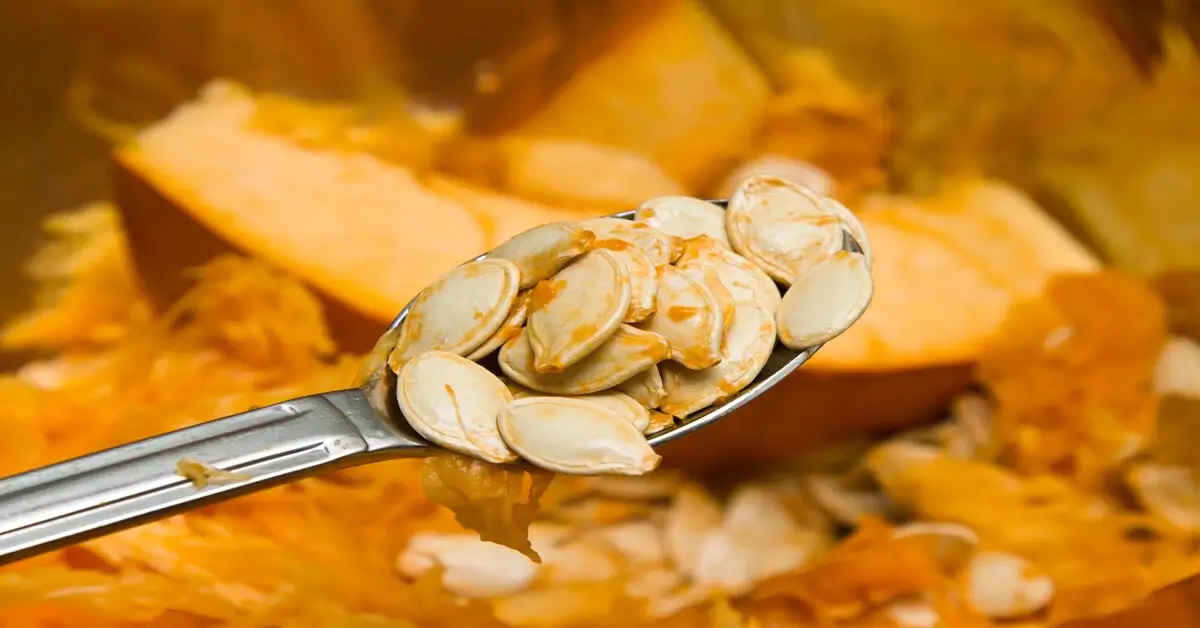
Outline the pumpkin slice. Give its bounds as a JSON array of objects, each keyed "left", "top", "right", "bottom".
[
  {"left": 811, "top": 178, "right": 1101, "bottom": 371},
  {"left": 113, "top": 82, "right": 594, "bottom": 350}
]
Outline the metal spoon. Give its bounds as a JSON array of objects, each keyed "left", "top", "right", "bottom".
[{"left": 0, "top": 200, "right": 862, "bottom": 565}]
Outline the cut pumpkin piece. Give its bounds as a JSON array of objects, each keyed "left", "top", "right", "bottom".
[
  {"left": 811, "top": 178, "right": 1101, "bottom": 371},
  {"left": 512, "top": 0, "right": 769, "bottom": 188},
  {"left": 113, "top": 82, "right": 595, "bottom": 351}
]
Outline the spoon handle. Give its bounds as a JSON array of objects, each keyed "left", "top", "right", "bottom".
[{"left": 0, "top": 389, "right": 427, "bottom": 566}]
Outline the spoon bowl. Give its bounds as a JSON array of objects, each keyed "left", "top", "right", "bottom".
[
  {"left": 371, "top": 200, "right": 862, "bottom": 449},
  {"left": 0, "top": 200, "right": 862, "bottom": 566}
]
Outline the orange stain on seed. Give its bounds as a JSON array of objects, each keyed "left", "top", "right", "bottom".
[
  {"left": 592, "top": 238, "right": 633, "bottom": 251},
  {"left": 666, "top": 305, "right": 701, "bottom": 322},
  {"left": 528, "top": 279, "right": 564, "bottom": 312}
]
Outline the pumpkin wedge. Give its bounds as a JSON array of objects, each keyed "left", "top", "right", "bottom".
[
  {"left": 812, "top": 178, "right": 1101, "bottom": 370},
  {"left": 113, "top": 82, "right": 598, "bottom": 350}
]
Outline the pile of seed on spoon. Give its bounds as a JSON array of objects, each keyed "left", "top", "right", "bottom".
[{"left": 383, "top": 175, "right": 874, "bottom": 476}]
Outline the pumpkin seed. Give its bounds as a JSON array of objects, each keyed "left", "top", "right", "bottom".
[
  {"left": 963, "top": 551, "right": 1054, "bottom": 619},
  {"left": 864, "top": 441, "right": 943, "bottom": 488},
  {"left": 639, "top": 266, "right": 724, "bottom": 370},
  {"left": 588, "top": 521, "right": 666, "bottom": 566},
  {"left": 591, "top": 239, "right": 659, "bottom": 323},
  {"left": 1154, "top": 336, "right": 1200, "bottom": 399},
  {"left": 776, "top": 251, "right": 873, "bottom": 349},
  {"left": 945, "top": 393, "right": 994, "bottom": 460},
  {"left": 575, "top": 390, "right": 651, "bottom": 432},
  {"left": 527, "top": 249, "right": 631, "bottom": 373},
  {"left": 497, "top": 396, "right": 662, "bottom": 475},
  {"left": 717, "top": 154, "right": 835, "bottom": 199},
  {"left": 659, "top": 304, "right": 776, "bottom": 418},
  {"left": 389, "top": 259, "right": 521, "bottom": 370},
  {"left": 664, "top": 485, "right": 723, "bottom": 577},
  {"left": 398, "top": 532, "right": 539, "bottom": 598},
  {"left": 618, "top": 365, "right": 666, "bottom": 410},
  {"left": 395, "top": 351, "right": 516, "bottom": 463},
  {"left": 676, "top": 235, "right": 781, "bottom": 313},
  {"left": 724, "top": 484, "right": 801, "bottom": 539},
  {"left": 690, "top": 485, "right": 821, "bottom": 593},
  {"left": 499, "top": 326, "right": 670, "bottom": 395},
  {"left": 536, "top": 536, "right": 623, "bottom": 583},
  {"left": 579, "top": 217, "right": 684, "bottom": 266},
  {"left": 893, "top": 522, "right": 979, "bottom": 575},
  {"left": 882, "top": 598, "right": 941, "bottom": 628},
  {"left": 805, "top": 471, "right": 896, "bottom": 526},
  {"left": 487, "top": 221, "right": 595, "bottom": 289},
  {"left": 1125, "top": 463, "right": 1200, "bottom": 532},
  {"left": 466, "top": 292, "right": 529, "bottom": 361},
  {"left": 726, "top": 174, "right": 843, "bottom": 285},
  {"left": 635, "top": 196, "right": 729, "bottom": 248}
]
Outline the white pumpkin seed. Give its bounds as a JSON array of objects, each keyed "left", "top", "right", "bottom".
[
  {"left": 724, "top": 485, "right": 799, "bottom": 539},
  {"left": 635, "top": 196, "right": 729, "bottom": 248},
  {"left": 575, "top": 390, "right": 651, "bottom": 432},
  {"left": 536, "top": 536, "right": 622, "bottom": 583},
  {"left": 389, "top": 259, "right": 521, "bottom": 370},
  {"left": 1125, "top": 463, "right": 1200, "bottom": 532},
  {"left": 691, "top": 486, "right": 820, "bottom": 593},
  {"left": 487, "top": 221, "right": 595, "bottom": 289},
  {"left": 893, "top": 522, "right": 979, "bottom": 575},
  {"left": 397, "top": 532, "right": 539, "bottom": 598},
  {"left": 963, "top": 551, "right": 1054, "bottom": 619},
  {"left": 1154, "top": 336, "right": 1200, "bottom": 399},
  {"left": 865, "top": 441, "right": 944, "bottom": 488},
  {"left": 883, "top": 598, "right": 941, "bottom": 628},
  {"left": 726, "top": 174, "right": 843, "bottom": 285},
  {"left": 776, "top": 250, "right": 873, "bottom": 349},
  {"left": 944, "top": 393, "right": 994, "bottom": 459},
  {"left": 664, "top": 485, "right": 723, "bottom": 577},
  {"left": 579, "top": 217, "right": 684, "bottom": 266},
  {"left": 676, "top": 235, "right": 781, "bottom": 313},
  {"left": 823, "top": 196, "right": 872, "bottom": 267},
  {"left": 660, "top": 304, "right": 776, "bottom": 418},
  {"left": 395, "top": 351, "right": 516, "bottom": 463},
  {"left": 618, "top": 365, "right": 666, "bottom": 409},
  {"left": 527, "top": 249, "right": 631, "bottom": 373},
  {"left": 499, "top": 326, "right": 670, "bottom": 395},
  {"left": 591, "top": 239, "right": 659, "bottom": 323},
  {"left": 805, "top": 471, "right": 895, "bottom": 526},
  {"left": 640, "top": 266, "right": 724, "bottom": 370},
  {"left": 466, "top": 292, "right": 529, "bottom": 361},
  {"left": 498, "top": 396, "right": 662, "bottom": 475},
  {"left": 717, "top": 154, "right": 835, "bottom": 199},
  {"left": 690, "top": 528, "right": 819, "bottom": 595}
]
